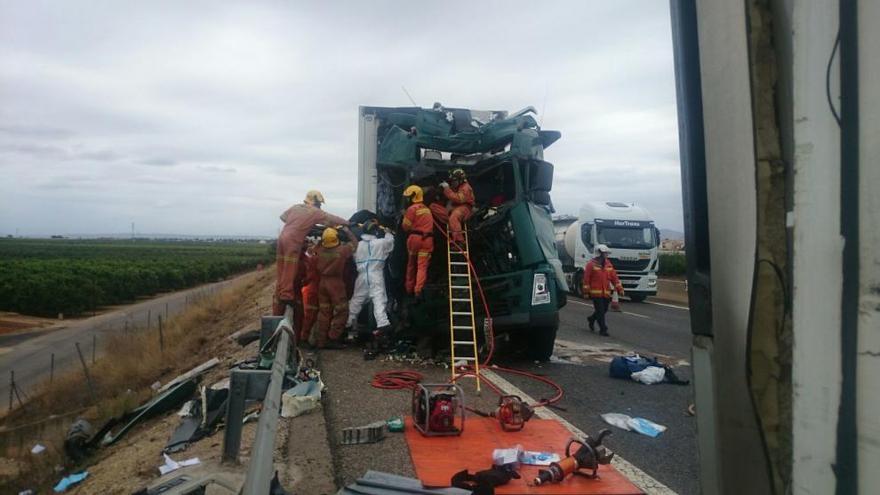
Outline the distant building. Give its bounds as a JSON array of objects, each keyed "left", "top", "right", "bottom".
[{"left": 660, "top": 238, "right": 685, "bottom": 252}]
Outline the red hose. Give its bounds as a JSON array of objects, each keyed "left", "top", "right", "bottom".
[{"left": 369, "top": 214, "right": 564, "bottom": 409}]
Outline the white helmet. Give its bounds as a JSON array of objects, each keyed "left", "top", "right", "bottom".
[{"left": 595, "top": 244, "right": 611, "bottom": 255}]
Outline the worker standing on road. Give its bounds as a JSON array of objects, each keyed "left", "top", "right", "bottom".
[
  {"left": 583, "top": 244, "right": 624, "bottom": 336},
  {"left": 429, "top": 169, "right": 474, "bottom": 243},
  {"left": 298, "top": 240, "right": 320, "bottom": 348},
  {"left": 346, "top": 220, "right": 395, "bottom": 338},
  {"left": 402, "top": 185, "right": 434, "bottom": 299},
  {"left": 274, "top": 190, "right": 349, "bottom": 316},
  {"left": 315, "top": 226, "right": 357, "bottom": 349}
]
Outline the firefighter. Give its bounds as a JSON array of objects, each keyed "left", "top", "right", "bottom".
[
  {"left": 315, "top": 225, "right": 357, "bottom": 349},
  {"left": 299, "top": 239, "right": 320, "bottom": 348},
  {"left": 346, "top": 220, "right": 395, "bottom": 338},
  {"left": 429, "top": 168, "right": 475, "bottom": 243},
  {"left": 402, "top": 185, "right": 434, "bottom": 299},
  {"left": 582, "top": 244, "right": 624, "bottom": 336},
  {"left": 274, "top": 190, "right": 349, "bottom": 316}
]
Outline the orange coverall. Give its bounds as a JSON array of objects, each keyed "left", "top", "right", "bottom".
[
  {"left": 402, "top": 202, "right": 434, "bottom": 296},
  {"left": 274, "top": 204, "right": 347, "bottom": 315},
  {"left": 429, "top": 181, "right": 475, "bottom": 242},
  {"left": 299, "top": 249, "right": 320, "bottom": 344},
  {"left": 314, "top": 240, "right": 356, "bottom": 348}
]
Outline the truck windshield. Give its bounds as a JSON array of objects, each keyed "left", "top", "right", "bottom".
[{"left": 596, "top": 225, "right": 656, "bottom": 249}]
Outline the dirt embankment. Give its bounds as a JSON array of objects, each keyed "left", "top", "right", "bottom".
[{"left": 1, "top": 268, "right": 277, "bottom": 494}]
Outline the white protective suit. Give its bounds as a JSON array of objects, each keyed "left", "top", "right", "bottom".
[{"left": 347, "top": 232, "right": 395, "bottom": 328}]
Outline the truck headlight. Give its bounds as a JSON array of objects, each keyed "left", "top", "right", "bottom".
[
  {"left": 648, "top": 278, "right": 657, "bottom": 287},
  {"left": 531, "top": 273, "right": 551, "bottom": 305}
]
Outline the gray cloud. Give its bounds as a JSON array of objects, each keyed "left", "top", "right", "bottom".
[{"left": 0, "top": 0, "right": 682, "bottom": 236}]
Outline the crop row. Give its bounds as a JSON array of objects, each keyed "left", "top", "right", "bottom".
[{"left": 0, "top": 240, "right": 273, "bottom": 317}]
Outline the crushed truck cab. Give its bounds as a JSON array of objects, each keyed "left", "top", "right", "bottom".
[{"left": 357, "top": 104, "right": 567, "bottom": 360}]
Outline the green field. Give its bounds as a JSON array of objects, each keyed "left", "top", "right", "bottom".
[{"left": 0, "top": 239, "right": 273, "bottom": 317}]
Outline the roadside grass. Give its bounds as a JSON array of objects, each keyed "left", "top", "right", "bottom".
[{"left": 0, "top": 268, "right": 273, "bottom": 493}]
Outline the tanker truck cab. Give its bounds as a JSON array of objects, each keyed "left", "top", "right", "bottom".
[
  {"left": 564, "top": 202, "right": 660, "bottom": 302},
  {"left": 357, "top": 104, "right": 567, "bottom": 360}
]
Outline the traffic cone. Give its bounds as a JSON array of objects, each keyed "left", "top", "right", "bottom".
[{"left": 611, "top": 291, "right": 622, "bottom": 312}]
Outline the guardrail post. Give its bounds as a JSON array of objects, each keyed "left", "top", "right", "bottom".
[{"left": 222, "top": 370, "right": 249, "bottom": 463}]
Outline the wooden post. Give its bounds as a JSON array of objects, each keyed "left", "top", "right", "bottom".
[
  {"left": 75, "top": 343, "right": 97, "bottom": 404},
  {"left": 8, "top": 370, "right": 13, "bottom": 412},
  {"left": 50, "top": 353, "right": 55, "bottom": 383},
  {"left": 158, "top": 315, "right": 165, "bottom": 352},
  {"left": 147, "top": 309, "right": 152, "bottom": 329},
  {"left": 92, "top": 334, "right": 97, "bottom": 364}
]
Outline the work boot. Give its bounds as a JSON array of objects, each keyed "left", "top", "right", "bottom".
[
  {"left": 599, "top": 329, "right": 609, "bottom": 337},
  {"left": 588, "top": 317, "right": 596, "bottom": 332}
]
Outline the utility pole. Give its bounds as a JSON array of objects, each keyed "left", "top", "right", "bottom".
[{"left": 131, "top": 222, "right": 135, "bottom": 240}]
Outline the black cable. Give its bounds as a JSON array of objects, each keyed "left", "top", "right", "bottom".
[{"left": 826, "top": 31, "right": 841, "bottom": 126}]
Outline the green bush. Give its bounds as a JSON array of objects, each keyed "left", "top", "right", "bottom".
[
  {"left": 0, "top": 239, "right": 272, "bottom": 317},
  {"left": 658, "top": 252, "right": 687, "bottom": 276}
]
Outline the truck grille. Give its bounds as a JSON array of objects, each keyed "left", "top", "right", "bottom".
[{"left": 610, "top": 258, "right": 651, "bottom": 272}]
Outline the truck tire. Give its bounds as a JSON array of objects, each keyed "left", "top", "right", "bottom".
[
  {"left": 528, "top": 319, "right": 558, "bottom": 362},
  {"left": 628, "top": 294, "right": 646, "bottom": 303}
]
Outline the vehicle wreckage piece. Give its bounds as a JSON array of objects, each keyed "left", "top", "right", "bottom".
[
  {"left": 337, "top": 470, "right": 470, "bottom": 495},
  {"left": 99, "top": 378, "right": 198, "bottom": 447},
  {"left": 340, "top": 421, "right": 386, "bottom": 445},
  {"left": 165, "top": 387, "right": 230, "bottom": 453}
]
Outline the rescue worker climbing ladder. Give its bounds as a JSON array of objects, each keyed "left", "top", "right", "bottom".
[
  {"left": 315, "top": 226, "right": 357, "bottom": 349},
  {"left": 347, "top": 220, "right": 395, "bottom": 335},
  {"left": 402, "top": 185, "right": 434, "bottom": 298},
  {"left": 274, "top": 190, "right": 349, "bottom": 316},
  {"left": 299, "top": 242, "right": 320, "bottom": 346},
  {"left": 430, "top": 169, "right": 474, "bottom": 243}
]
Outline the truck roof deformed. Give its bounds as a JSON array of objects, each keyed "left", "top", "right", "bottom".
[{"left": 357, "top": 104, "right": 567, "bottom": 360}]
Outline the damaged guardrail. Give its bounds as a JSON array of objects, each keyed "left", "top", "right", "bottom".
[{"left": 222, "top": 306, "right": 297, "bottom": 495}]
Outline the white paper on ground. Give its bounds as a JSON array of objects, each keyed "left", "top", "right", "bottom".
[{"left": 158, "top": 453, "right": 201, "bottom": 475}]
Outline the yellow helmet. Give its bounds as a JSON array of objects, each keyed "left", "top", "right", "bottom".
[
  {"left": 321, "top": 227, "right": 339, "bottom": 248},
  {"left": 402, "top": 185, "right": 424, "bottom": 203},
  {"left": 304, "top": 190, "right": 325, "bottom": 206}
]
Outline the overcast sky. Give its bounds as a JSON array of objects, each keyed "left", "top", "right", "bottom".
[{"left": 0, "top": 1, "right": 682, "bottom": 237}]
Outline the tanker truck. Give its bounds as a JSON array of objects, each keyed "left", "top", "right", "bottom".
[
  {"left": 357, "top": 104, "right": 567, "bottom": 360},
  {"left": 555, "top": 202, "right": 660, "bottom": 301}
]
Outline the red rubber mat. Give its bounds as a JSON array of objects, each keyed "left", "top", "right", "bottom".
[{"left": 404, "top": 416, "right": 644, "bottom": 494}]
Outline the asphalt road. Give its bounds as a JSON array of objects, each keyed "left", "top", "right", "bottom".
[
  {"left": 495, "top": 298, "right": 698, "bottom": 494},
  {"left": 0, "top": 271, "right": 259, "bottom": 410}
]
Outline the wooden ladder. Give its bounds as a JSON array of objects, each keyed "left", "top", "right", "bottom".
[{"left": 446, "top": 228, "right": 481, "bottom": 392}]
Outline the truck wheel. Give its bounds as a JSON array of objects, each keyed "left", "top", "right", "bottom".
[
  {"left": 528, "top": 321, "right": 558, "bottom": 362},
  {"left": 628, "top": 294, "right": 646, "bottom": 303}
]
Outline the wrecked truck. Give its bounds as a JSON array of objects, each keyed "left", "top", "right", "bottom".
[{"left": 356, "top": 104, "right": 567, "bottom": 360}]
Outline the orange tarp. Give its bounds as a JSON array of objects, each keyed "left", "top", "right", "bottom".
[{"left": 404, "top": 416, "right": 643, "bottom": 494}]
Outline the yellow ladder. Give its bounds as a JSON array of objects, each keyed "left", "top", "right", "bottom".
[{"left": 446, "top": 228, "right": 481, "bottom": 392}]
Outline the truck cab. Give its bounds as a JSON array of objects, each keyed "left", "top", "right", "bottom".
[
  {"left": 357, "top": 104, "right": 567, "bottom": 360},
  {"left": 558, "top": 202, "right": 660, "bottom": 301}
]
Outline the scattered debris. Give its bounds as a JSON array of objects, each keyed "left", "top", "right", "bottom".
[
  {"left": 30, "top": 444, "right": 46, "bottom": 455},
  {"left": 338, "top": 470, "right": 469, "bottom": 494},
  {"left": 234, "top": 329, "right": 261, "bottom": 347},
  {"left": 18, "top": 489, "right": 35, "bottom": 495},
  {"left": 158, "top": 453, "right": 200, "bottom": 475},
  {"left": 165, "top": 386, "right": 229, "bottom": 453},
  {"left": 610, "top": 354, "right": 690, "bottom": 385},
  {"left": 100, "top": 378, "right": 198, "bottom": 446},
  {"left": 280, "top": 376, "right": 324, "bottom": 418},
  {"left": 341, "top": 421, "right": 387, "bottom": 445},
  {"left": 687, "top": 403, "right": 696, "bottom": 416},
  {"left": 53, "top": 471, "right": 88, "bottom": 493},
  {"left": 601, "top": 413, "right": 667, "bottom": 437},
  {"left": 631, "top": 366, "right": 666, "bottom": 385},
  {"left": 492, "top": 446, "right": 521, "bottom": 466},
  {"left": 386, "top": 416, "right": 404, "bottom": 432},
  {"left": 64, "top": 419, "right": 94, "bottom": 462},
  {"left": 157, "top": 358, "right": 220, "bottom": 394}
]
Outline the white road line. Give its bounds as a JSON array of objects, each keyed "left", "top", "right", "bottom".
[
  {"left": 645, "top": 301, "right": 689, "bottom": 311},
  {"left": 566, "top": 298, "right": 651, "bottom": 319},
  {"left": 481, "top": 369, "right": 679, "bottom": 495}
]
